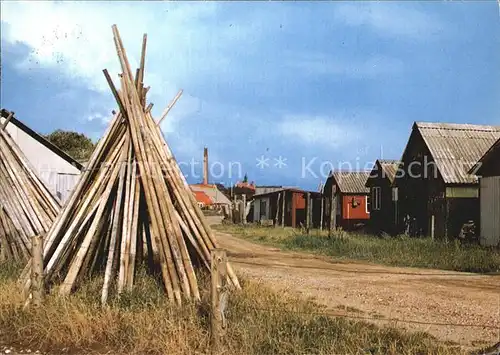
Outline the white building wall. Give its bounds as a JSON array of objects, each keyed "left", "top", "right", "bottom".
[
  {"left": 480, "top": 176, "right": 500, "bottom": 247},
  {"left": 2, "top": 119, "right": 81, "bottom": 202}
]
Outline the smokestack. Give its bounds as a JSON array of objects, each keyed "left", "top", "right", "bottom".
[{"left": 203, "top": 147, "right": 209, "bottom": 185}]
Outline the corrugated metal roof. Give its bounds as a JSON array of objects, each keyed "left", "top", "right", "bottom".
[
  {"left": 190, "top": 184, "right": 231, "bottom": 205},
  {"left": 253, "top": 187, "right": 321, "bottom": 199},
  {"left": 414, "top": 122, "right": 500, "bottom": 184},
  {"left": 332, "top": 171, "right": 370, "bottom": 194},
  {"left": 192, "top": 190, "right": 213, "bottom": 205},
  {"left": 469, "top": 137, "right": 500, "bottom": 175},
  {"left": 379, "top": 160, "right": 400, "bottom": 183},
  {"left": 366, "top": 160, "right": 400, "bottom": 185}
]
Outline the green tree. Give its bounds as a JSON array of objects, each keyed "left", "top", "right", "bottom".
[{"left": 44, "top": 130, "right": 95, "bottom": 162}]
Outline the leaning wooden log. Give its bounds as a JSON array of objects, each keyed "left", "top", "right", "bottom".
[
  {"left": 20, "top": 24, "right": 240, "bottom": 307},
  {"left": 0, "top": 117, "right": 61, "bottom": 263}
]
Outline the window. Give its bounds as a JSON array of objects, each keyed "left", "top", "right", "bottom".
[
  {"left": 371, "top": 186, "right": 381, "bottom": 211},
  {"left": 366, "top": 194, "right": 371, "bottom": 213}
]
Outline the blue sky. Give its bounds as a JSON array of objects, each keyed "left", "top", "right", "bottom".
[{"left": 1, "top": 1, "right": 500, "bottom": 190}]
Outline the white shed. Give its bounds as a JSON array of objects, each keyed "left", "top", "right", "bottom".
[
  {"left": 1, "top": 110, "right": 83, "bottom": 203},
  {"left": 253, "top": 195, "right": 271, "bottom": 222},
  {"left": 470, "top": 138, "right": 500, "bottom": 247}
]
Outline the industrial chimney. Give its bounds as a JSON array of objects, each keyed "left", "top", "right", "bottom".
[{"left": 203, "top": 147, "right": 209, "bottom": 185}]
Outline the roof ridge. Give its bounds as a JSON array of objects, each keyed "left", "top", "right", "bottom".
[
  {"left": 415, "top": 121, "right": 500, "bottom": 132},
  {"left": 332, "top": 170, "right": 370, "bottom": 174},
  {"left": 378, "top": 159, "right": 399, "bottom": 164}
]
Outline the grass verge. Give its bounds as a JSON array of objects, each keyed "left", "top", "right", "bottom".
[
  {"left": 0, "top": 262, "right": 465, "bottom": 354},
  {"left": 214, "top": 224, "right": 500, "bottom": 273}
]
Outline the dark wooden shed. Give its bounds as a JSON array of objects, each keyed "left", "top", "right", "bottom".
[
  {"left": 252, "top": 188, "right": 321, "bottom": 228},
  {"left": 394, "top": 122, "right": 500, "bottom": 239},
  {"left": 323, "top": 171, "right": 370, "bottom": 231},
  {"left": 365, "top": 160, "right": 400, "bottom": 235}
]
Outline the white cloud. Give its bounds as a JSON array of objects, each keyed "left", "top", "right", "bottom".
[
  {"left": 334, "top": 3, "right": 444, "bottom": 39},
  {"left": 0, "top": 1, "right": 219, "bottom": 93},
  {"left": 0, "top": 0, "right": 234, "bottom": 147},
  {"left": 0, "top": 1, "right": 269, "bottom": 148},
  {"left": 277, "top": 114, "right": 359, "bottom": 149},
  {"left": 288, "top": 53, "right": 404, "bottom": 78}
]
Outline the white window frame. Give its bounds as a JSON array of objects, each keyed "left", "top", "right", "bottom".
[
  {"left": 372, "top": 186, "right": 381, "bottom": 211},
  {"left": 392, "top": 187, "right": 398, "bottom": 202}
]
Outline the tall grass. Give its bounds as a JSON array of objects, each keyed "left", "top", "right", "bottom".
[
  {"left": 216, "top": 225, "right": 500, "bottom": 273},
  {"left": 0, "top": 262, "right": 463, "bottom": 354}
]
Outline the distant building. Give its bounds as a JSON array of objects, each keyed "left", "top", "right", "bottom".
[
  {"left": 192, "top": 190, "right": 213, "bottom": 208},
  {"left": 231, "top": 181, "right": 256, "bottom": 201},
  {"left": 0, "top": 109, "right": 83, "bottom": 202},
  {"left": 394, "top": 122, "right": 500, "bottom": 239},
  {"left": 190, "top": 183, "right": 231, "bottom": 206},
  {"left": 469, "top": 137, "right": 500, "bottom": 246},
  {"left": 323, "top": 171, "right": 370, "bottom": 231},
  {"left": 235, "top": 181, "right": 256, "bottom": 190},
  {"left": 252, "top": 188, "right": 321, "bottom": 228},
  {"left": 365, "top": 160, "right": 400, "bottom": 235},
  {"left": 254, "top": 185, "right": 285, "bottom": 195}
]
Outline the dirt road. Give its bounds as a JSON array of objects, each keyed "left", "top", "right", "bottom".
[{"left": 215, "top": 230, "right": 500, "bottom": 347}]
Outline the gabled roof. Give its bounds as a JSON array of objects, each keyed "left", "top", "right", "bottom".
[
  {"left": 192, "top": 190, "right": 213, "bottom": 205},
  {"left": 403, "top": 121, "right": 500, "bottom": 185},
  {"left": 469, "top": 137, "right": 500, "bottom": 176},
  {"left": 190, "top": 184, "right": 231, "bottom": 205},
  {"left": 331, "top": 171, "right": 370, "bottom": 194},
  {"left": 366, "top": 160, "right": 400, "bottom": 185},
  {"left": 0, "top": 109, "right": 84, "bottom": 171}
]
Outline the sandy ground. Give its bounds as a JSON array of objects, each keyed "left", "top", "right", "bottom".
[{"left": 215, "top": 228, "right": 500, "bottom": 347}]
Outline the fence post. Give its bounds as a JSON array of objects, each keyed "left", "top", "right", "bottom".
[
  {"left": 320, "top": 196, "right": 324, "bottom": 231},
  {"left": 274, "top": 192, "right": 281, "bottom": 227},
  {"left": 329, "top": 186, "right": 337, "bottom": 237},
  {"left": 211, "top": 248, "right": 227, "bottom": 353},
  {"left": 305, "top": 192, "right": 311, "bottom": 234},
  {"left": 281, "top": 190, "right": 286, "bottom": 228},
  {"left": 31, "top": 233, "right": 44, "bottom": 307},
  {"left": 242, "top": 194, "right": 247, "bottom": 225},
  {"left": 431, "top": 215, "right": 435, "bottom": 240}
]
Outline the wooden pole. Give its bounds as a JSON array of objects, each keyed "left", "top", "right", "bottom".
[
  {"left": 274, "top": 192, "right": 281, "bottom": 227},
  {"left": 329, "top": 186, "right": 337, "bottom": 237},
  {"left": 281, "top": 190, "right": 286, "bottom": 228},
  {"left": 320, "top": 196, "right": 324, "bottom": 231},
  {"left": 431, "top": 215, "right": 435, "bottom": 240},
  {"left": 1, "top": 111, "right": 13, "bottom": 131},
  {"left": 242, "top": 194, "right": 247, "bottom": 225},
  {"left": 157, "top": 89, "right": 183, "bottom": 126},
  {"left": 211, "top": 248, "right": 227, "bottom": 353},
  {"left": 31, "top": 233, "right": 44, "bottom": 307},
  {"left": 305, "top": 192, "right": 311, "bottom": 234}
]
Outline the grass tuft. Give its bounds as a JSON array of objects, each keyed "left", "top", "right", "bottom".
[
  {"left": 0, "top": 261, "right": 466, "bottom": 354},
  {"left": 215, "top": 224, "right": 500, "bottom": 273}
]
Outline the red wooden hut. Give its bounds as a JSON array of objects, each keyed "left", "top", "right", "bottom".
[{"left": 323, "top": 171, "right": 370, "bottom": 230}]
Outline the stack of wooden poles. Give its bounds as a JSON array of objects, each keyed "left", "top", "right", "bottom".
[
  {"left": 20, "top": 25, "right": 240, "bottom": 305},
  {"left": 0, "top": 113, "right": 61, "bottom": 262}
]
